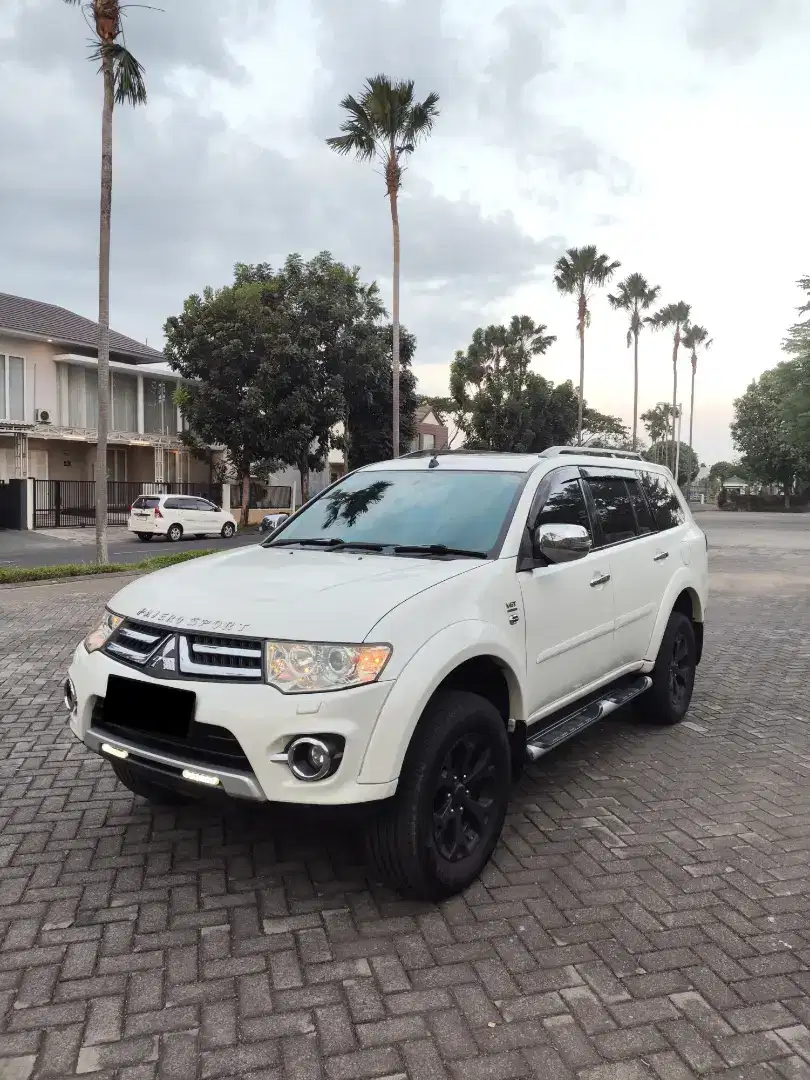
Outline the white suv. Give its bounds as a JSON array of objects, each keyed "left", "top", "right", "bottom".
[
  {"left": 128, "top": 494, "right": 237, "bottom": 542},
  {"left": 68, "top": 448, "right": 708, "bottom": 899}
]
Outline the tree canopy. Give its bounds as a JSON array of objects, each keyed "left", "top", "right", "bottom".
[{"left": 644, "top": 440, "right": 699, "bottom": 487}]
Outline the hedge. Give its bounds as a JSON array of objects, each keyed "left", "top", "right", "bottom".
[{"left": 0, "top": 549, "right": 213, "bottom": 585}]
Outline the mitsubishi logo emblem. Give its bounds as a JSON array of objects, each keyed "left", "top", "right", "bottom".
[{"left": 149, "top": 635, "right": 177, "bottom": 672}]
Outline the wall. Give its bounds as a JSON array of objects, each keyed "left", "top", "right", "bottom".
[{"left": 0, "top": 334, "right": 59, "bottom": 422}]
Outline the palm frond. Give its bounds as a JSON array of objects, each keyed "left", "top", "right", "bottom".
[
  {"left": 404, "top": 91, "right": 440, "bottom": 146},
  {"left": 325, "top": 129, "right": 375, "bottom": 161},
  {"left": 88, "top": 41, "right": 147, "bottom": 104}
]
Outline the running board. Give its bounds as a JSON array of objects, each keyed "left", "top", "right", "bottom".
[{"left": 525, "top": 676, "right": 652, "bottom": 763}]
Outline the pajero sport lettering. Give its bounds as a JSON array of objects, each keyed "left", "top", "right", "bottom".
[{"left": 66, "top": 447, "right": 709, "bottom": 899}]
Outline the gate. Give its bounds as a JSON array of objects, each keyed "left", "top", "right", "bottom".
[
  {"left": 0, "top": 480, "right": 23, "bottom": 529},
  {"left": 33, "top": 480, "right": 223, "bottom": 528}
]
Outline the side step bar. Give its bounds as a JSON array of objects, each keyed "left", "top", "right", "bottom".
[{"left": 525, "top": 675, "right": 652, "bottom": 763}]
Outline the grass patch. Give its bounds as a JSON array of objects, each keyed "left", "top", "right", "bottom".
[{"left": 0, "top": 549, "right": 214, "bottom": 585}]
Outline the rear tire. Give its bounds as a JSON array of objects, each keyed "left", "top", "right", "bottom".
[
  {"left": 365, "top": 690, "right": 511, "bottom": 900},
  {"left": 136, "top": 533, "right": 152, "bottom": 542},
  {"left": 167, "top": 523, "right": 183, "bottom": 542},
  {"left": 111, "top": 761, "right": 193, "bottom": 805},
  {"left": 637, "top": 611, "right": 697, "bottom": 725}
]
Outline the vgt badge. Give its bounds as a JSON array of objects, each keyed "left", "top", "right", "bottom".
[
  {"left": 148, "top": 636, "right": 177, "bottom": 672},
  {"left": 506, "top": 601, "right": 520, "bottom": 626}
]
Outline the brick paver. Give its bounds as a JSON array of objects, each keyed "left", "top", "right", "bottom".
[{"left": 2, "top": 516, "right": 810, "bottom": 1079}]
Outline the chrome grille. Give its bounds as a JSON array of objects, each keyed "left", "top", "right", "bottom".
[
  {"left": 105, "top": 620, "right": 167, "bottom": 665},
  {"left": 179, "top": 634, "right": 263, "bottom": 680}
]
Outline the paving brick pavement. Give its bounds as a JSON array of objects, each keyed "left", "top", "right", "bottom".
[{"left": 2, "top": 519, "right": 810, "bottom": 1079}]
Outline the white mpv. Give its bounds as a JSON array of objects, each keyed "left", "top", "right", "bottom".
[
  {"left": 68, "top": 448, "right": 708, "bottom": 899},
  {"left": 128, "top": 493, "right": 237, "bottom": 542}
]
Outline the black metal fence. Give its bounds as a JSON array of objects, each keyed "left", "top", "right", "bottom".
[{"left": 33, "top": 480, "right": 222, "bottom": 529}]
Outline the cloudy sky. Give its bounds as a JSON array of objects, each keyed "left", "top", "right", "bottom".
[{"left": 1, "top": 0, "right": 809, "bottom": 464}]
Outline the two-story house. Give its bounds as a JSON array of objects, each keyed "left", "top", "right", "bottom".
[{"left": 0, "top": 293, "right": 215, "bottom": 489}]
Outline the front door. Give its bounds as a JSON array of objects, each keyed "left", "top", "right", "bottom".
[{"left": 518, "top": 470, "right": 617, "bottom": 721}]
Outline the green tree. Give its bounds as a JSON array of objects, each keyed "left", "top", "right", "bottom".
[
  {"left": 645, "top": 440, "right": 699, "bottom": 487},
  {"left": 681, "top": 324, "right": 712, "bottom": 459},
  {"left": 641, "top": 404, "right": 670, "bottom": 451},
  {"left": 731, "top": 369, "right": 804, "bottom": 506},
  {"left": 607, "top": 272, "right": 660, "bottom": 449},
  {"left": 340, "top": 325, "right": 419, "bottom": 469},
  {"left": 65, "top": 0, "right": 147, "bottom": 564},
  {"left": 709, "top": 461, "right": 736, "bottom": 484},
  {"left": 553, "top": 245, "right": 621, "bottom": 446},
  {"left": 649, "top": 302, "right": 691, "bottom": 471},
  {"left": 327, "top": 75, "right": 440, "bottom": 459},
  {"left": 580, "top": 412, "right": 632, "bottom": 449},
  {"left": 417, "top": 395, "right": 454, "bottom": 426},
  {"left": 782, "top": 276, "right": 810, "bottom": 355},
  {"left": 165, "top": 254, "right": 381, "bottom": 521}
]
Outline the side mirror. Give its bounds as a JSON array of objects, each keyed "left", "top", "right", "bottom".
[{"left": 534, "top": 523, "right": 592, "bottom": 564}]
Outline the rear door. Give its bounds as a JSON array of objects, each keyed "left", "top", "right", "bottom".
[{"left": 581, "top": 468, "right": 664, "bottom": 667}]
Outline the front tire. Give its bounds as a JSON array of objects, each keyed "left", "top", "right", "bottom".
[
  {"left": 167, "top": 523, "right": 183, "bottom": 542},
  {"left": 221, "top": 522, "right": 235, "bottom": 538},
  {"left": 365, "top": 690, "right": 511, "bottom": 900},
  {"left": 637, "top": 611, "right": 697, "bottom": 725},
  {"left": 111, "top": 761, "right": 193, "bottom": 806}
]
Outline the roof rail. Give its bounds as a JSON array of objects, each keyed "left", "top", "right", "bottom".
[{"left": 539, "top": 446, "right": 644, "bottom": 461}]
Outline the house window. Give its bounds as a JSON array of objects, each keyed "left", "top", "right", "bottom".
[
  {"left": 0, "top": 354, "right": 26, "bottom": 421},
  {"left": 107, "top": 447, "right": 127, "bottom": 481},
  {"left": 112, "top": 371, "right": 137, "bottom": 432},
  {"left": 421, "top": 432, "right": 435, "bottom": 451},
  {"left": 62, "top": 366, "right": 98, "bottom": 428},
  {"left": 143, "top": 378, "right": 174, "bottom": 435}
]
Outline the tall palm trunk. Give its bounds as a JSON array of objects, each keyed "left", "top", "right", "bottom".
[
  {"left": 389, "top": 186, "right": 401, "bottom": 458},
  {"left": 632, "top": 329, "right": 639, "bottom": 450},
  {"left": 95, "top": 48, "right": 114, "bottom": 565},
  {"left": 671, "top": 331, "right": 679, "bottom": 476},
  {"left": 688, "top": 359, "right": 696, "bottom": 459},
  {"left": 577, "top": 293, "right": 586, "bottom": 445}
]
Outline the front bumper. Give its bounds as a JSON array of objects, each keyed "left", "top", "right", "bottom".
[{"left": 67, "top": 645, "right": 397, "bottom": 805}]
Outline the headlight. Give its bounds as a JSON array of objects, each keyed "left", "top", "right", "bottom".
[
  {"left": 265, "top": 641, "right": 391, "bottom": 694},
  {"left": 84, "top": 611, "right": 124, "bottom": 653}
]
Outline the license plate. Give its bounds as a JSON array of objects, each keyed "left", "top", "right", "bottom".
[{"left": 103, "top": 675, "right": 195, "bottom": 739}]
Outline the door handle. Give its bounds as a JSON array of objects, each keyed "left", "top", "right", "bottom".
[
  {"left": 653, "top": 551, "right": 669, "bottom": 562},
  {"left": 590, "top": 572, "right": 611, "bottom": 587}
]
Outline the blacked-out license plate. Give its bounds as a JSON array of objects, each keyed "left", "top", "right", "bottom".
[{"left": 103, "top": 675, "right": 195, "bottom": 739}]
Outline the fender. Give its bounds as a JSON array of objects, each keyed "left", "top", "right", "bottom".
[
  {"left": 358, "top": 620, "right": 526, "bottom": 785},
  {"left": 644, "top": 567, "right": 705, "bottom": 664}
]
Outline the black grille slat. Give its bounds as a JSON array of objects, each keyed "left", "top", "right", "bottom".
[
  {"left": 105, "top": 620, "right": 167, "bottom": 665},
  {"left": 103, "top": 621, "right": 263, "bottom": 680}
]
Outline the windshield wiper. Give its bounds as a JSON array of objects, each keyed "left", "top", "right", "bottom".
[
  {"left": 268, "top": 537, "right": 386, "bottom": 551},
  {"left": 390, "top": 544, "right": 488, "bottom": 559}
]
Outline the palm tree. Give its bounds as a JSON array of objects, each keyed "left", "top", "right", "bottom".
[
  {"left": 641, "top": 404, "right": 669, "bottom": 454},
  {"left": 327, "top": 76, "right": 439, "bottom": 458},
  {"left": 64, "top": 0, "right": 147, "bottom": 563},
  {"left": 607, "top": 273, "right": 660, "bottom": 449},
  {"left": 681, "top": 324, "right": 712, "bottom": 457},
  {"left": 649, "top": 302, "right": 691, "bottom": 474},
  {"left": 553, "top": 246, "right": 621, "bottom": 445}
]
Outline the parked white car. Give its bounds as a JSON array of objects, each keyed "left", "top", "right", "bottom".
[
  {"left": 128, "top": 494, "right": 237, "bottom": 542},
  {"left": 69, "top": 447, "right": 708, "bottom": 899}
]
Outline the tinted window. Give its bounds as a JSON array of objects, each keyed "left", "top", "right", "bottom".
[
  {"left": 270, "top": 469, "right": 524, "bottom": 554},
  {"left": 641, "top": 473, "right": 685, "bottom": 531},
  {"left": 625, "top": 478, "right": 655, "bottom": 534},
  {"left": 132, "top": 496, "right": 159, "bottom": 510},
  {"left": 586, "top": 478, "right": 637, "bottom": 545},
  {"left": 195, "top": 499, "right": 215, "bottom": 511},
  {"left": 536, "top": 477, "right": 591, "bottom": 536},
  {"left": 163, "top": 498, "right": 193, "bottom": 511}
]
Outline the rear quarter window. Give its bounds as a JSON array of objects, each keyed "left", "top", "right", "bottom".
[{"left": 641, "top": 473, "right": 686, "bottom": 531}]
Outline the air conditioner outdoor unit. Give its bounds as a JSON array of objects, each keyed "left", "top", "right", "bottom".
[{"left": 36, "top": 409, "right": 51, "bottom": 424}]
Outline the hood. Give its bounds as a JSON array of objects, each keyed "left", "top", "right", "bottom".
[{"left": 110, "top": 543, "right": 481, "bottom": 641}]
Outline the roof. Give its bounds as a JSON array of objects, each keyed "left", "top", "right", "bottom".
[
  {"left": 724, "top": 476, "right": 748, "bottom": 486},
  {"left": 0, "top": 292, "right": 163, "bottom": 362},
  {"left": 415, "top": 403, "right": 446, "bottom": 426}
]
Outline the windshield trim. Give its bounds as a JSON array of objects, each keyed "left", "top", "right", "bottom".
[{"left": 262, "top": 467, "right": 537, "bottom": 559}]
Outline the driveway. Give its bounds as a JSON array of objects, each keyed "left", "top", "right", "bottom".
[
  {"left": 1, "top": 512, "right": 810, "bottom": 1079},
  {"left": 0, "top": 526, "right": 261, "bottom": 569}
]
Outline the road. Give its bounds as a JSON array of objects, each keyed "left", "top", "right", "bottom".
[
  {"left": 2, "top": 510, "right": 810, "bottom": 1079},
  {"left": 0, "top": 525, "right": 262, "bottom": 568}
]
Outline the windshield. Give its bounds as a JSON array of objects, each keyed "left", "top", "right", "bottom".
[{"left": 267, "top": 469, "right": 524, "bottom": 555}]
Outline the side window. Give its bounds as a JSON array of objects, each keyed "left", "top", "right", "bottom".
[
  {"left": 625, "top": 478, "right": 655, "bottom": 534},
  {"left": 535, "top": 477, "right": 592, "bottom": 536},
  {"left": 586, "top": 478, "right": 637, "bottom": 546},
  {"left": 163, "top": 498, "right": 181, "bottom": 511},
  {"left": 194, "top": 499, "right": 214, "bottom": 511},
  {"left": 641, "top": 473, "right": 685, "bottom": 531}
]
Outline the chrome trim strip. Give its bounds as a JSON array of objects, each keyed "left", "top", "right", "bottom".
[
  {"left": 178, "top": 637, "right": 262, "bottom": 679},
  {"left": 106, "top": 641, "right": 151, "bottom": 663},
  {"left": 191, "top": 643, "right": 262, "bottom": 658},
  {"left": 84, "top": 727, "right": 266, "bottom": 801},
  {"left": 119, "top": 627, "right": 162, "bottom": 644}
]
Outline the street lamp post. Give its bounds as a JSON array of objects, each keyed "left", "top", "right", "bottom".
[{"left": 674, "top": 404, "right": 683, "bottom": 487}]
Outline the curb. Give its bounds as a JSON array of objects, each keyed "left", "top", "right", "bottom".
[{"left": 0, "top": 570, "right": 145, "bottom": 591}]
